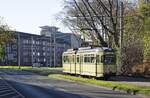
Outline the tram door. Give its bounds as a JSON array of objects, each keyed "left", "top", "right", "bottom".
[
  {"left": 80, "top": 55, "right": 83, "bottom": 74},
  {"left": 71, "top": 55, "right": 75, "bottom": 74}
]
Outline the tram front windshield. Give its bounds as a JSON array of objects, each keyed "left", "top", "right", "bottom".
[{"left": 103, "top": 54, "right": 116, "bottom": 64}]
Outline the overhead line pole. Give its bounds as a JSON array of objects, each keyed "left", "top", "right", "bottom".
[
  {"left": 17, "top": 33, "right": 21, "bottom": 69},
  {"left": 119, "top": 1, "right": 124, "bottom": 74},
  {"left": 53, "top": 32, "right": 56, "bottom": 68}
]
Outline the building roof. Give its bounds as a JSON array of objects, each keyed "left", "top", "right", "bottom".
[{"left": 40, "top": 26, "right": 59, "bottom": 31}]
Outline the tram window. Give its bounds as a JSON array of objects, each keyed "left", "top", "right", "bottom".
[
  {"left": 63, "top": 56, "right": 66, "bottom": 63},
  {"left": 84, "top": 54, "right": 95, "bottom": 63},
  {"left": 88, "top": 57, "right": 90, "bottom": 62},
  {"left": 63, "top": 56, "right": 70, "bottom": 63},
  {"left": 96, "top": 55, "right": 100, "bottom": 63},
  {"left": 84, "top": 57, "right": 89, "bottom": 63},
  {"left": 72, "top": 55, "right": 75, "bottom": 63},
  {"left": 91, "top": 57, "right": 95, "bottom": 63},
  {"left": 84, "top": 57, "right": 87, "bottom": 63},
  {"left": 101, "top": 55, "right": 104, "bottom": 63},
  {"left": 103, "top": 55, "right": 116, "bottom": 64},
  {"left": 77, "top": 56, "right": 80, "bottom": 63}
]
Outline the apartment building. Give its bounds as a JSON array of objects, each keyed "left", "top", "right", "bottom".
[{"left": 1, "top": 26, "right": 81, "bottom": 67}]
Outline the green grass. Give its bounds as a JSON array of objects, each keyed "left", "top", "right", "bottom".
[
  {"left": 26, "top": 68, "right": 62, "bottom": 75},
  {"left": 0, "top": 66, "right": 32, "bottom": 70},
  {"left": 48, "top": 74, "right": 150, "bottom": 96},
  {"left": 0, "top": 66, "right": 62, "bottom": 71},
  {"left": 28, "top": 69, "right": 60, "bottom": 75}
]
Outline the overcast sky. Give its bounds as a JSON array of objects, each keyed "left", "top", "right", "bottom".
[{"left": 0, "top": 0, "right": 70, "bottom": 34}]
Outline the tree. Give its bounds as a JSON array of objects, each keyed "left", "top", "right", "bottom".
[
  {"left": 139, "top": 0, "right": 150, "bottom": 61},
  {"left": 122, "top": 11, "right": 144, "bottom": 74},
  {"left": 121, "top": 0, "right": 150, "bottom": 75},
  {"left": 60, "top": 0, "right": 126, "bottom": 48},
  {"left": 0, "top": 18, "right": 14, "bottom": 60}
]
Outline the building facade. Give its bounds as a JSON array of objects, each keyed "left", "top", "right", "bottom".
[{"left": 1, "top": 26, "right": 81, "bottom": 67}]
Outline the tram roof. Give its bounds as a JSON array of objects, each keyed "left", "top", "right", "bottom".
[{"left": 63, "top": 47, "right": 115, "bottom": 54}]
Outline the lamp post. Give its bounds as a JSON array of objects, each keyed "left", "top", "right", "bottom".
[
  {"left": 119, "top": 1, "right": 124, "bottom": 74},
  {"left": 17, "top": 33, "right": 21, "bottom": 69},
  {"left": 31, "top": 36, "right": 34, "bottom": 68},
  {"left": 53, "top": 34, "right": 71, "bottom": 67},
  {"left": 53, "top": 32, "right": 56, "bottom": 67}
]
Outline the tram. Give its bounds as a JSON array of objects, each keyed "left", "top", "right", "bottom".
[{"left": 62, "top": 47, "right": 116, "bottom": 78}]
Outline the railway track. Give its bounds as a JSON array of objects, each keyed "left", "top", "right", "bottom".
[{"left": 0, "top": 72, "right": 25, "bottom": 98}]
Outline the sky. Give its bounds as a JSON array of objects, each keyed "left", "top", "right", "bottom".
[{"left": 0, "top": 0, "right": 70, "bottom": 34}]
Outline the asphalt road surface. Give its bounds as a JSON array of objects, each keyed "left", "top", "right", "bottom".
[{"left": 0, "top": 69, "right": 143, "bottom": 98}]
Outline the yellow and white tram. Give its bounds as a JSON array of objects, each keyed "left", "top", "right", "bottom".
[{"left": 62, "top": 47, "right": 116, "bottom": 78}]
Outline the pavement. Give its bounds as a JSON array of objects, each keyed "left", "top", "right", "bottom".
[{"left": 0, "top": 69, "right": 146, "bottom": 98}]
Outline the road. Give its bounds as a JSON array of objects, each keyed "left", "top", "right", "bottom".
[{"left": 0, "top": 69, "right": 143, "bottom": 98}]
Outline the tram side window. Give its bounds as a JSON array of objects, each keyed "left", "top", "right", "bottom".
[
  {"left": 91, "top": 54, "right": 95, "bottom": 63},
  {"left": 84, "top": 55, "right": 88, "bottom": 63},
  {"left": 72, "top": 55, "right": 75, "bottom": 63},
  {"left": 63, "top": 56, "right": 69, "bottom": 63},
  {"left": 77, "top": 56, "right": 80, "bottom": 63},
  {"left": 63, "top": 56, "right": 66, "bottom": 63},
  {"left": 84, "top": 54, "right": 95, "bottom": 63},
  {"left": 102, "top": 55, "right": 116, "bottom": 64},
  {"left": 96, "top": 55, "right": 100, "bottom": 63}
]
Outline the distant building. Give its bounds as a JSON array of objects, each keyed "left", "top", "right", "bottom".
[
  {"left": 40, "top": 26, "right": 81, "bottom": 48},
  {"left": 0, "top": 26, "right": 81, "bottom": 67}
]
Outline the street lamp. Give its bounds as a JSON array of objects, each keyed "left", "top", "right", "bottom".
[
  {"left": 53, "top": 34, "right": 71, "bottom": 67},
  {"left": 17, "top": 32, "right": 21, "bottom": 69}
]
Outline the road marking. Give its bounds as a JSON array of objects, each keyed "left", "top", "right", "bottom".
[
  {"left": 56, "top": 88, "right": 68, "bottom": 92},
  {"left": 0, "top": 71, "right": 25, "bottom": 98},
  {"left": 0, "top": 91, "right": 16, "bottom": 97},
  {"left": 0, "top": 87, "right": 10, "bottom": 91},
  {"left": 0, "top": 89, "right": 12, "bottom": 93}
]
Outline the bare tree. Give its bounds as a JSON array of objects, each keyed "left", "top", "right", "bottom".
[{"left": 60, "top": 0, "right": 126, "bottom": 48}]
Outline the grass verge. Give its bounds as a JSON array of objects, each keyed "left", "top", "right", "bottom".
[
  {"left": 22, "top": 67, "right": 62, "bottom": 75},
  {"left": 0, "top": 66, "right": 62, "bottom": 71},
  {"left": 48, "top": 74, "right": 150, "bottom": 96},
  {"left": 0, "top": 66, "right": 32, "bottom": 70},
  {"left": 27, "top": 69, "right": 62, "bottom": 75}
]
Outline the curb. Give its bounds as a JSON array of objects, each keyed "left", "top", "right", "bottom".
[{"left": 49, "top": 75, "right": 150, "bottom": 98}]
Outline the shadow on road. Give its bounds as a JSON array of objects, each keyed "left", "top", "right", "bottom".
[
  {"left": 6, "top": 80, "right": 90, "bottom": 98},
  {"left": 0, "top": 69, "right": 62, "bottom": 76}
]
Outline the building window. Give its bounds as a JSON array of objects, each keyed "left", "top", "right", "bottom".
[
  {"left": 37, "top": 52, "right": 40, "bottom": 56},
  {"left": 23, "top": 39, "right": 29, "bottom": 44},
  {"left": 37, "top": 58, "right": 40, "bottom": 62},
  {"left": 12, "top": 45, "right": 17, "bottom": 49},
  {"left": 23, "top": 52, "right": 28, "bottom": 56},
  {"left": 43, "top": 52, "right": 46, "bottom": 56},
  {"left": 43, "top": 47, "right": 46, "bottom": 50},
  {"left": 12, "top": 58, "right": 17, "bottom": 62},
  {"left": 13, "top": 39, "right": 17, "bottom": 43},
  {"left": 33, "top": 52, "right": 35, "bottom": 55},
  {"left": 47, "top": 48, "right": 50, "bottom": 51},
  {"left": 44, "top": 58, "right": 46, "bottom": 62},
  {"left": 32, "top": 40, "right": 35, "bottom": 44},
  {"left": 7, "top": 47, "right": 11, "bottom": 53},
  {"left": 24, "top": 58, "right": 29, "bottom": 63},
  {"left": 43, "top": 41, "right": 46, "bottom": 45},
  {"left": 36, "top": 41, "right": 40, "bottom": 45},
  {"left": 13, "top": 51, "right": 17, "bottom": 56}
]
